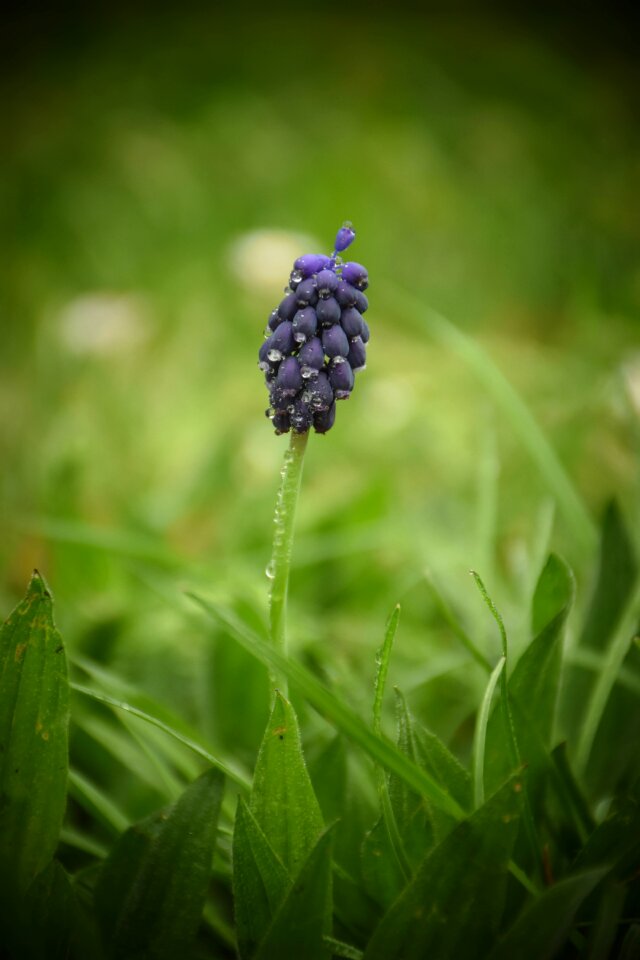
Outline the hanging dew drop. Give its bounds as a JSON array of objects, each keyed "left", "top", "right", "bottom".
[
  {"left": 265, "top": 561, "right": 275, "bottom": 580},
  {"left": 268, "top": 349, "right": 283, "bottom": 362}
]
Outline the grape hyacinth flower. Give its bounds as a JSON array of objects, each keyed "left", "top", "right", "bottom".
[{"left": 258, "top": 221, "right": 369, "bottom": 435}]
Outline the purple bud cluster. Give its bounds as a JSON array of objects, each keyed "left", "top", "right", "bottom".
[{"left": 259, "top": 223, "right": 369, "bottom": 435}]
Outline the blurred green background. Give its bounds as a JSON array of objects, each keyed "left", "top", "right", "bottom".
[{"left": 1, "top": 6, "right": 639, "bottom": 758}]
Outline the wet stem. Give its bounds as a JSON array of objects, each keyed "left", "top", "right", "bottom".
[{"left": 267, "top": 429, "right": 309, "bottom": 696}]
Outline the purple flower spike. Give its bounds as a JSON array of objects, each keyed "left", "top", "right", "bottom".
[
  {"left": 322, "top": 324, "right": 349, "bottom": 359},
  {"left": 316, "top": 296, "right": 341, "bottom": 327},
  {"left": 334, "top": 223, "right": 356, "bottom": 253},
  {"left": 278, "top": 292, "right": 299, "bottom": 322},
  {"left": 313, "top": 401, "right": 336, "bottom": 434},
  {"left": 340, "top": 306, "right": 364, "bottom": 339},
  {"left": 347, "top": 336, "right": 367, "bottom": 371},
  {"left": 272, "top": 410, "right": 291, "bottom": 434},
  {"left": 268, "top": 320, "right": 295, "bottom": 357},
  {"left": 316, "top": 269, "right": 339, "bottom": 298},
  {"left": 259, "top": 223, "right": 370, "bottom": 434},
  {"left": 341, "top": 261, "right": 369, "bottom": 290},
  {"left": 307, "top": 371, "right": 334, "bottom": 411},
  {"left": 276, "top": 356, "right": 303, "bottom": 396},
  {"left": 292, "top": 307, "right": 318, "bottom": 343},
  {"left": 335, "top": 280, "right": 359, "bottom": 309},
  {"left": 294, "top": 254, "right": 331, "bottom": 278},
  {"left": 329, "top": 359, "right": 354, "bottom": 398},
  {"left": 290, "top": 397, "right": 314, "bottom": 433},
  {"left": 298, "top": 337, "right": 324, "bottom": 375},
  {"left": 295, "top": 278, "right": 319, "bottom": 307}
]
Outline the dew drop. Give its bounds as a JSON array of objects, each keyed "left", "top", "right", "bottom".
[
  {"left": 265, "top": 562, "right": 275, "bottom": 580},
  {"left": 267, "top": 349, "right": 283, "bottom": 362}
]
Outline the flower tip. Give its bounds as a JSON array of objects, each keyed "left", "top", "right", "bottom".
[{"left": 334, "top": 222, "right": 356, "bottom": 253}]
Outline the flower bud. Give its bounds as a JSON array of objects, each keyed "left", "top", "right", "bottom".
[
  {"left": 276, "top": 356, "right": 303, "bottom": 395},
  {"left": 292, "top": 307, "right": 318, "bottom": 343},
  {"left": 340, "top": 306, "right": 364, "bottom": 339},
  {"left": 334, "top": 224, "right": 356, "bottom": 253},
  {"left": 322, "top": 324, "right": 349, "bottom": 359},
  {"left": 316, "top": 296, "right": 341, "bottom": 327},
  {"left": 342, "top": 261, "right": 369, "bottom": 290},
  {"left": 294, "top": 254, "right": 331, "bottom": 277},
  {"left": 328, "top": 359, "right": 354, "bottom": 399}
]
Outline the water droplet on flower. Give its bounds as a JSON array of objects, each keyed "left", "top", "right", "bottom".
[
  {"left": 268, "top": 349, "right": 283, "bottom": 362},
  {"left": 293, "top": 331, "right": 306, "bottom": 343},
  {"left": 290, "top": 269, "right": 303, "bottom": 284}
]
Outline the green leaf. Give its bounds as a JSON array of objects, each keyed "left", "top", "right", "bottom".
[
  {"left": 586, "top": 880, "right": 626, "bottom": 960},
  {"left": 388, "top": 689, "right": 471, "bottom": 870},
  {"left": 190, "top": 595, "right": 466, "bottom": 820},
  {"left": 531, "top": 553, "right": 575, "bottom": 639},
  {"left": 95, "top": 766, "right": 224, "bottom": 960},
  {"left": 254, "top": 827, "right": 334, "bottom": 960},
  {"left": 249, "top": 691, "right": 324, "bottom": 876},
  {"left": 232, "top": 797, "right": 290, "bottom": 960},
  {"left": 363, "top": 777, "right": 522, "bottom": 960},
  {"left": 485, "top": 555, "right": 573, "bottom": 793},
  {"left": 511, "top": 555, "right": 573, "bottom": 747},
  {"left": 560, "top": 502, "right": 639, "bottom": 779},
  {"left": 12, "top": 860, "right": 74, "bottom": 960},
  {"left": 0, "top": 572, "right": 70, "bottom": 919},
  {"left": 580, "top": 501, "right": 637, "bottom": 652},
  {"left": 487, "top": 869, "right": 606, "bottom": 960},
  {"left": 360, "top": 816, "right": 406, "bottom": 907}
]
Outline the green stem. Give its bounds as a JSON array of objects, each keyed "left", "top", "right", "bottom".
[{"left": 268, "top": 430, "right": 309, "bottom": 694}]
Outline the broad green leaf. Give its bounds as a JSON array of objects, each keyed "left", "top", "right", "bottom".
[
  {"left": 254, "top": 827, "right": 334, "bottom": 960},
  {"left": 0, "top": 572, "right": 69, "bottom": 919},
  {"left": 488, "top": 869, "right": 606, "bottom": 960},
  {"left": 531, "top": 553, "right": 575, "bottom": 639},
  {"left": 232, "top": 798, "right": 290, "bottom": 960},
  {"left": 95, "top": 766, "right": 224, "bottom": 960},
  {"left": 191, "top": 595, "right": 466, "bottom": 820},
  {"left": 249, "top": 691, "right": 324, "bottom": 876},
  {"left": 388, "top": 689, "right": 471, "bottom": 873},
  {"left": 309, "top": 735, "right": 347, "bottom": 826},
  {"left": 11, "top": 860, "right": 74, "bottom": 960},
  {"left": 363, "top": 777, "right": 522, "bottom": 960},
  {"left": 360, "top": 816, "right": 406, "bottom": 907}
]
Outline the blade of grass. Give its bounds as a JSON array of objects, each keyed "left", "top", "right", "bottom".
[
  {"left": 473, "top": 657, "right": 506, "bottom": 809},
  {"left": 424, "top": 571, "right": 492, "bottom": 673},
  {"left": 575, "top": 576, "right": 640, "bottom": 775},
  {"left": 566, "top": 647, "right": 640, "bottom": 698},
  {"left": 372, "top": 605, "right": 411, "bottom": 882},
  {"left": 68, "top": 768, "right": 129, "bottom": 835},
  {"left": 382, "top": 283, "right": 597, "bottom": 554},
  {"left": 70, "top": 682, "right": 250, "bottom": 791},
  {"left": 189, "top": 594, "right": 466, "bottom": 821},
  {"left": 471, "top": 571, "right": 542, "bottom": 880}
]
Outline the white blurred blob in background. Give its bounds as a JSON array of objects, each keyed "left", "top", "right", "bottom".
[
  {"left": 58, "top": 293, "right": 151, "bottom": 356},
  {"left": 227, "top": 229, "right": 317, "bottom": 295}
]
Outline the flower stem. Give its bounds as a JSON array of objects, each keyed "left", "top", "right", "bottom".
[{"left": 267, "top": 429, "right": 309, "bottom": 694}]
